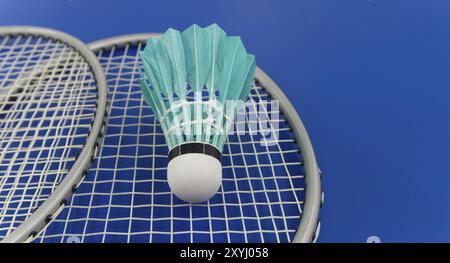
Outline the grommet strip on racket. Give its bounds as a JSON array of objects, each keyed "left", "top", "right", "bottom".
[
  {"left": 35, "top": 34, "right": 322, "bottom": 243},
  {"left": 0, "top": 27, "right": 108, "bottom": 242}
]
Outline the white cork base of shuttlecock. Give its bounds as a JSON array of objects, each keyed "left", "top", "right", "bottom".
[{"left": 167, "top": 153, "right": 222, "bottom": 203}]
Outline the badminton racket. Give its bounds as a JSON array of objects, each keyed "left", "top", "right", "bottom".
[
  {"left": 0, "top": 26, "right": 108, "bottom": 242},
  {"left": 8, "top": 32, "right": 322, "bottom": 243}
]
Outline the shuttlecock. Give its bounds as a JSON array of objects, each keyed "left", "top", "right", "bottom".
[{"left": 140, "top": 24, "right": 256, "bottom": 203}]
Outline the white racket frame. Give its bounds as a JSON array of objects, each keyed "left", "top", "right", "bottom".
[
  {"left": 88, "top": 34, "right": 322, "bottom": 243},
  {"left": 0, "top": 27, "right": 108, "bottom": 243}
]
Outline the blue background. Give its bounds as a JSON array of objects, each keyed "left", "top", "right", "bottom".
[{"left": 0, "top": 0, "right": 449, "bottom": 242}]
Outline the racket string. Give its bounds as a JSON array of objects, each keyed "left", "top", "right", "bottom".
[
  {"left": 0, "top": 34, "right": 99, "bottom": 238},
  {"left": 35, "top": 42, "right": 305, "bottom": 243}
]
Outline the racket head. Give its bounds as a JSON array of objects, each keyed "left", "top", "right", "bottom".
[
  {"left": 0, "top": 27, "right": 108, "bottom": 242},
  {"left": 35, "top": 34, "right": 321, "bottom": 243}
]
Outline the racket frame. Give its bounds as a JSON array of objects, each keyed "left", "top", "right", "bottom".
[{"left": 88, "top": 34, "right": 322, "bottom": 243}]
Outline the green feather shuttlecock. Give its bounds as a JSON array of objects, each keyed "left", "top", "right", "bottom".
[{"left": 140, "top": 24, "right": 256, "bottom": 203}]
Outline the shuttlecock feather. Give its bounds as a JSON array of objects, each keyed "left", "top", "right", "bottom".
[{"left": 140, "top": 24, "right": 256, "bottom": 202}]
